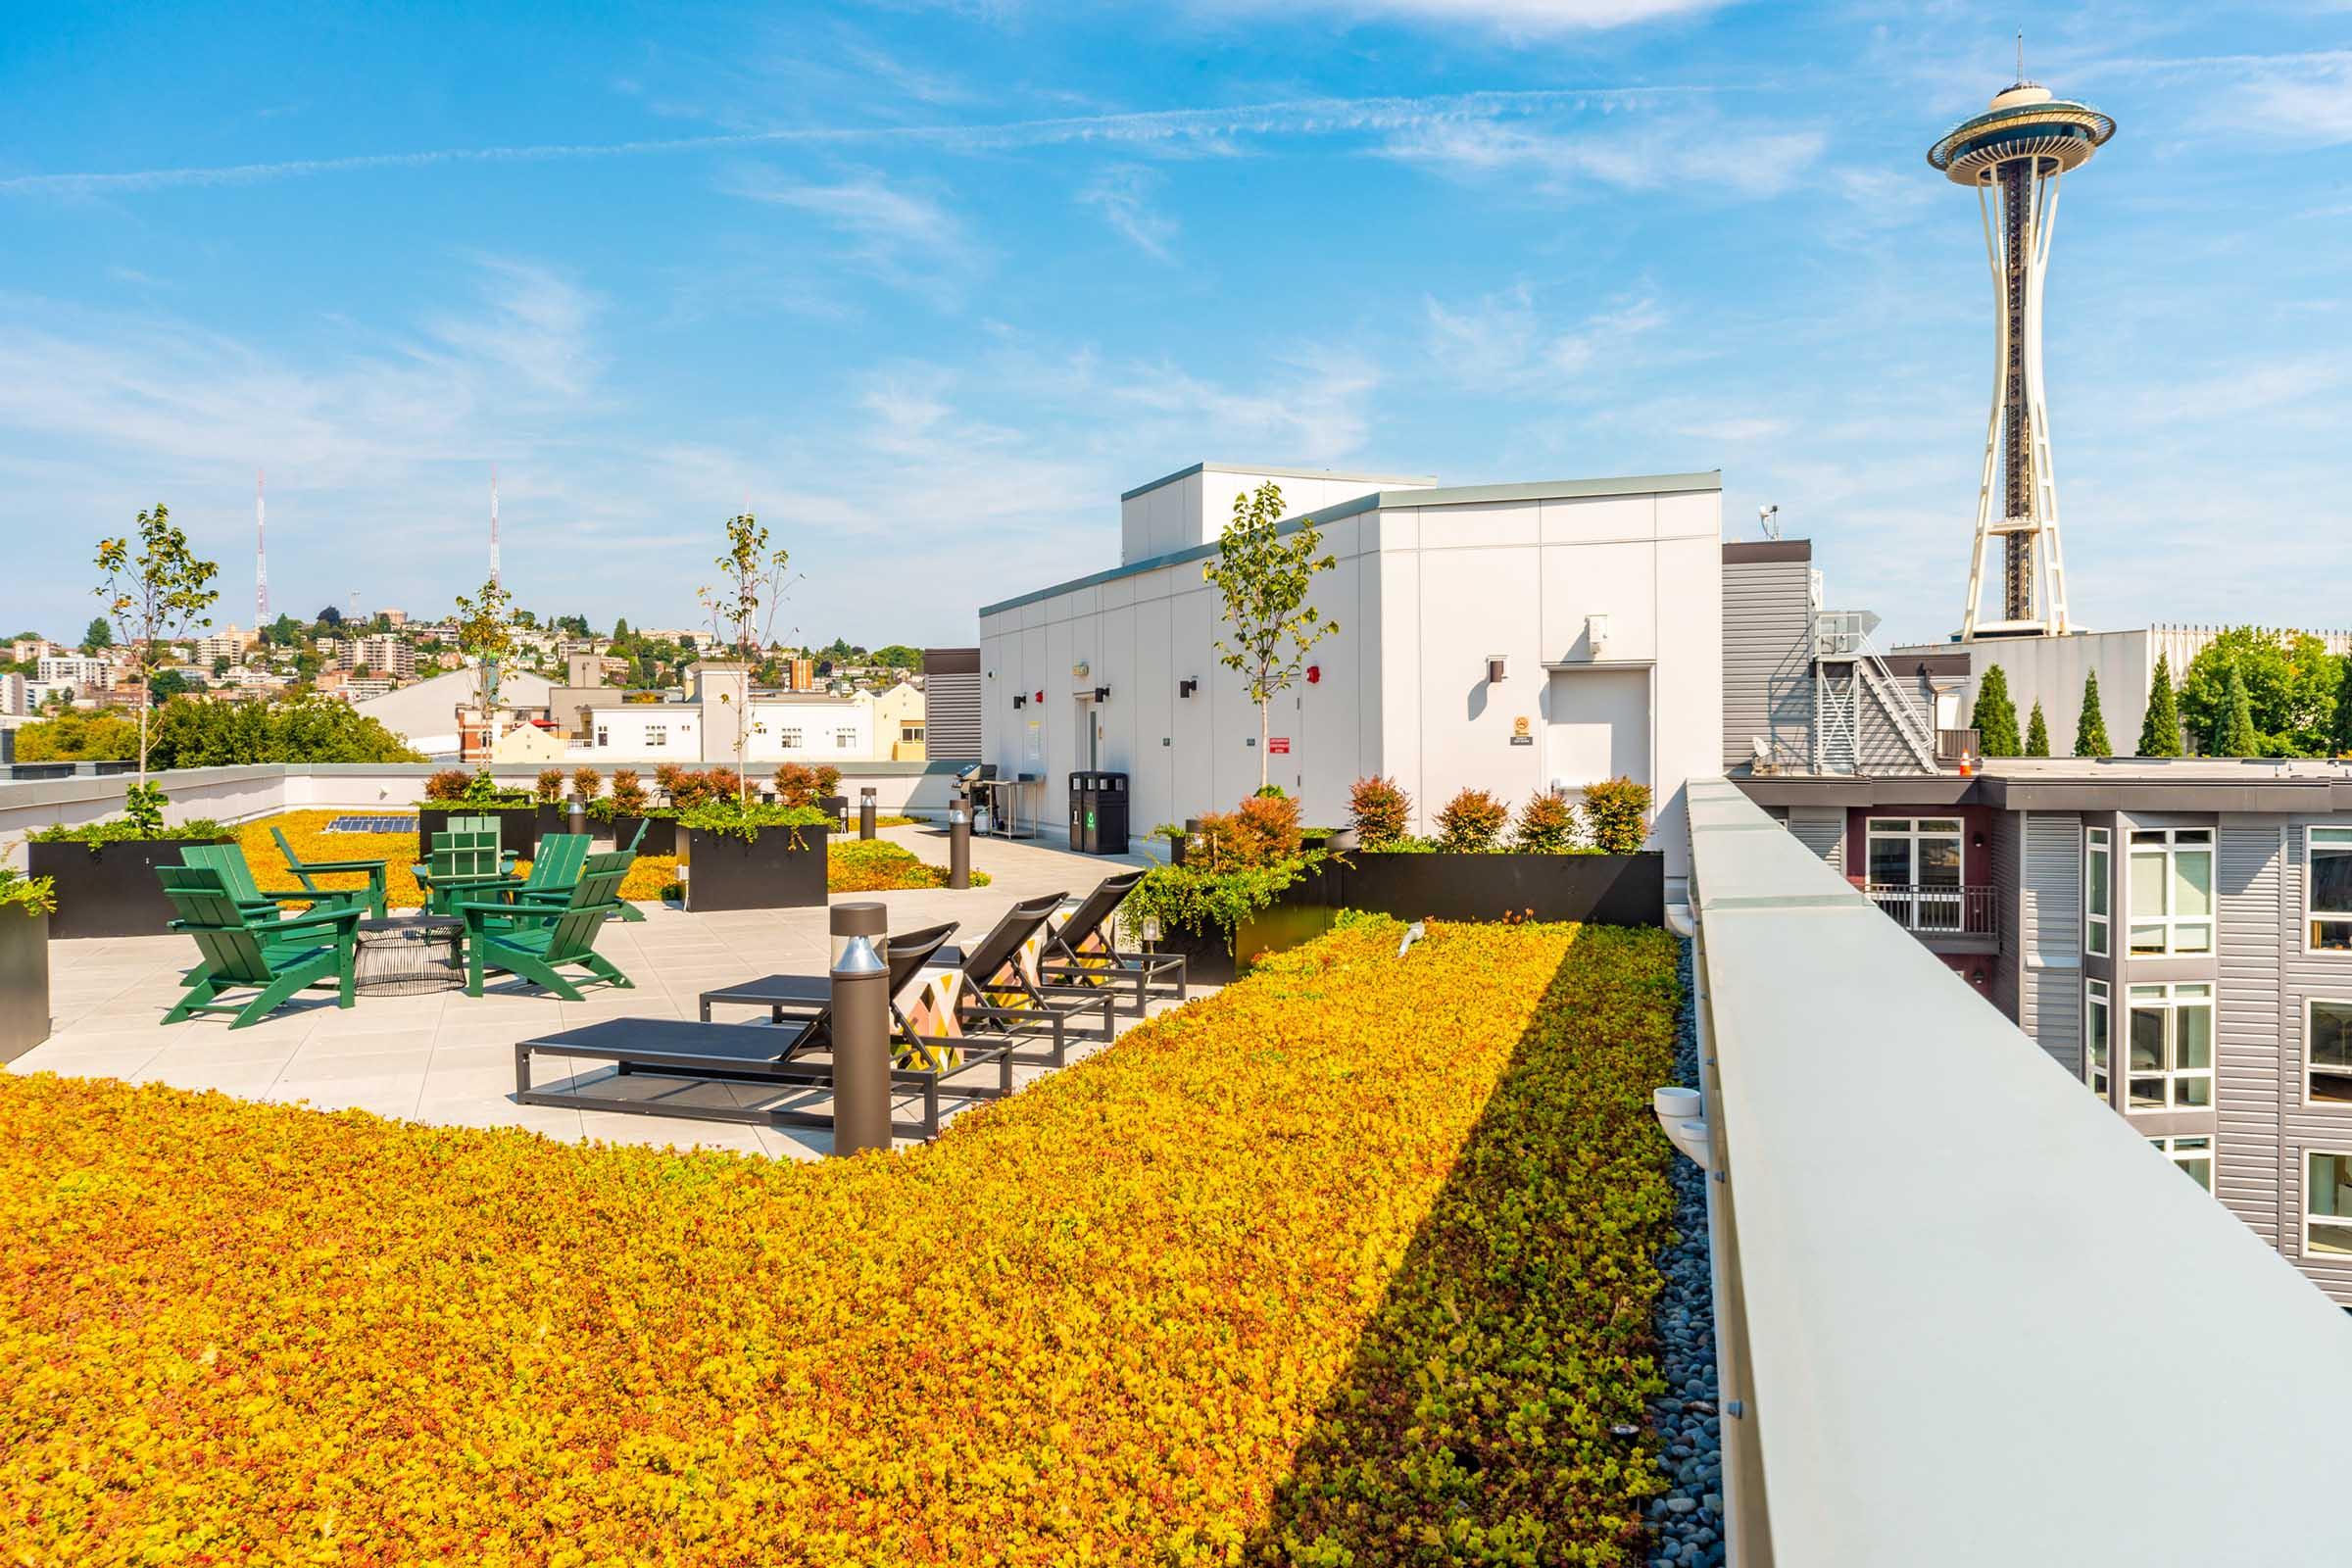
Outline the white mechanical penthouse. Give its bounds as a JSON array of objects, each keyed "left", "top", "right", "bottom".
[{"left": 1928, "top": 66, "right": 2115, "bottom": 640}]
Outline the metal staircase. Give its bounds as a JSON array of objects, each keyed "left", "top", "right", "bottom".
[{"left": 1814, "top": 612, "right": 1940, "bottom": 775}]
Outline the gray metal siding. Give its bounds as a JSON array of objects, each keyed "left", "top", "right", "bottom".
[
  {"left": 2274, "top": 818, "right": 2352, "bottom": 1301},
  {"left": 922, "top": 671, "right": 981, "bottom": 760},
  {"left": 1721, "top": 559, "right": 1811, "bottom": 770},
  {"left": 1787, "top": 806, "right": 1842, "bottom": 866},
  {"left": 1989, "top": 811, "right": 2022, "bottom": 1026},
  {"left": 2020, "top": 813, "right": 2082, "bottom": 1072},
  {"left": 2216, "top": 822, "right": 2286, "bottom": 1253}
]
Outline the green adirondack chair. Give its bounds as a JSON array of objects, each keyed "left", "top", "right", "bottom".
[
  {"left": 160, "top": 865, "right": 361, "bottom": 1029},
  {"left": 466, "top": 834, "right": 593, "bottom": 931},
  {"left": 270, "top": 826, "right": 390, "bottom": 920},
  {"left": 454, "top": 814, "right": 522, "bottom": 872},
  {"left": 456, "top": 851, "right": 635, "bottom": 1001},
  {"left": 182, "top": 843, "right": 366, "bottom": 925},
  {"left": 413, "top": 827, "right": 513, "bottom": 915},
  {"left": 511, "top": 831, "right": 646, "bottom": 923}
]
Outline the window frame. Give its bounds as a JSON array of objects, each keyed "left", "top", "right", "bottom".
[
  {"left": 2126, "top": 827, "right": 2214, "bottom": 956},
  {"left": 778, "top": 727, "right": 804, "bottom": 750},
  {"left": 2084, "top": 978, "right": 2111, "bottom": 1102},
  {"left": 2308, "top": 826, "right": 2352, "bottom": 956},
  {"left": 2149, "top": 1134, "right": 2215, "bottom": 1192},
  {"left": 2304, "top": 1150, "right": 2352, "bottom": 1257},
  {"left": 1865, "top": 815, "right": 1967, "bottom": 932},
  {"left": 644, "top": 724, "right": 667, "bottom": 749},
  {"left": 2083, "top": 825, "right": 2111, "bottom": 958},
  {"left": 2306, "top": 995, "right": 2352, "bottom": 1109},
  {"left": 2124, "top": 980, "right": 2215, "bottom": 1113},
  {"left": 835, "top": 728, "right": 858, "bottom": 751}
]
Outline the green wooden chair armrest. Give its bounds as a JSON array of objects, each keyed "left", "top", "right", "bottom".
[
  {"left": 255, "top": 888, "right": 341, "bottom": 904},
  {"left": 267, "top": 905, "right": 368, "bottom": 935},
  {"left": 454, "top": 899, "right": 562, "bottom": 926},
  {"left": 418, "top": 870, "right": 518, "bottom": 890},
  {"left": 293, "top": 857, "right": 388, "bottom": 873}
]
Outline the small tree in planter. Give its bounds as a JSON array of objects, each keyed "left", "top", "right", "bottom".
[
  {"left": 534, "top": 768, "right": 566, "bottom": 806},
  {"left": 1513, "top": 789, "right": 1578, "bottom": 853},
  {"left": 571, "top": 765, "right": 603, "bottom": 805},
  {"left": 1202, "top": 481, "right": 1339, "bottom": 791},
  {"left": 773, "top": 761, "right": 822, "bottom": 807},
  {"left": 654, "top": 762, "right": 691, "bottom": 805},
  {"left": 1348, "top": 775, "right": 1412, "bottom": 846},
  {"left": 452, "top": 575, "right": 516, "bottom": 711},
  {"left": 607, "top": 768, "right": 647, "bottom": 817},
  {"left": 1580, "top": 776, "right": 1652, "bottom": 855},
  {"left": 423, "top": 768, "right": 471, "bottom": 802},
  {"left": 93, "top": 503, "right": 220, "bottom": 790},
  {"left": 1435, "top": 788, "right": 1507, "bottom": 853},
  {"left": 697, "top": 512, "right": 796, "bottom": 807}
]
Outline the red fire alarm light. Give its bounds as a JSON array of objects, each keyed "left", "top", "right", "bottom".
[
  {"left": 1305, "top": 664, "right": 1321, "bottom": 684},
  {"left": 1033, "top": 690, "right": 1044, "bottom": 704}
]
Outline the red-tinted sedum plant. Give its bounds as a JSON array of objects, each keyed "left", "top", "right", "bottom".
[
  {"left": 1513, "top": 788, "right": 1579, "bottom": 853},
  {"left": 422, "top": 768, "right": 470, "bottom": 803},
  {"left": 1348, "top": 775, "right": 1412, "bottom": 845},
  {"left": 533, "top": 769, "right": 565, "bottom": 806},
  {"left": 1435, "top": 787, "right": 1508, "bottom": 852},
  {"left": 608, "top": 768, "right": 648, "bottom": 816},
  {"left": 570, "top": 765, "right": 602, "bottom": 802},
  {"left": 1580, "top": 775, "right": 1653, "bottom": 855}
]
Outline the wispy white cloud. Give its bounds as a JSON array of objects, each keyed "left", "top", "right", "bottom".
[
  {"left": 421, "top": 259, "right": 603, "bottom": 400},
  {"left": 0, "top": 87, "right": 1725, "bottom": 198},
  {"left": 2082, "top": 49, "right": 2352, "bottom": 145},
  {"left": 1077, "top": 165, "right": 1178, "bottom": 260},
  {"left": 1196, "top": 0, "right": 1729, "bottom": 34},
  {"left": 1381, "top": 117, "right": 1826, "bottom": 198},
  {"left": 720, "top": 166, "right": 974, "bottom": 304},
  {"left": 1424, "top": 284, "right": 1667, "bottom": 390}
]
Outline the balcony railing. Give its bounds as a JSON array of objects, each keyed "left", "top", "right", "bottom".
[
  {"left": 1867, "top": 882, "right": 1996, "bottom": 937},
  {"left": 1683, "top": 778, "right": 2352, "bottom": 1565},
  {"left": 1936, "top": 725, "right": 1979, "bottom": 764}
]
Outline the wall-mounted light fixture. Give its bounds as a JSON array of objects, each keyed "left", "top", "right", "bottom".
[
  {"left": 1972, "top": 830, "right": 1986, "bottom": 850},
  {"left": 1178, "top": 678, "right": 1198, "bottom": 699},
  {"left": 1011, "top": 693, "right": 1026, "bottom": 710},
  {"left": 1485, "top": 654, "right": 1508, "bottom": 684},
  {"left": 1093, "top": 685, "right": 1110, "bottom": 703},
  {"left": 1586, "top": 613, "right": 1611, "bottom": 659},
  {"left": 1305, "top": 664, "right": 1321, "bottom": 685}
]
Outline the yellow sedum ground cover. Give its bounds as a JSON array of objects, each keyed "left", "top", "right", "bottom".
[{"left": 0, "top": 919, "right": 1680, "bottom": 1566}]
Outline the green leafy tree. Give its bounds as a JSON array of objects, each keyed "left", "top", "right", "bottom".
[
  {"left": 2074, "top": 670, "right": 2112, "bottom": 757},
  {"left": 869, "top": 644, "right": 923, "bottom": 673},
  {"left": 2215, "top": 664, "right": 2261, "bottom": 757},
  {"left": 2024, "top": 701, "right": 2049, "bottom": 757},
  {"left": 264, "top": 612, "right": 302, "bottom": 647},
  {"left": 2138, "top": 653, "right": 2184, "bottom": 758},
  {"left": 612, "top": 616, "right": 630, "bottom": 644},
  {"left": 94, "top": 503, "right": 220, "bottom": 788},
  {"left": 1202, "top": 481, "right": 1339, "bottom": 790},
  {"left": 12, "top": 710, "right": 139, "bottom": 762},
  {"left": 1971, "top": 663, "right": 2021, "bottom": 758},
  {"left": 2330, "top": 657, "right": 2352, "bottom": 758},
  {"left": 80, "top": 616, "right": 113, "bottom": 652},
  {"left": 698, "top": 512, "right": 796, "bottom": 804},
  {"left": 143, "top": 695, "right": 425, "bottom": 767},
  {"left": 2179, "top": 627, "right": 2336, "bottom": 756},
  {"left": 316, "top": 605, "right": 343, "bottom": 628},
  {"left": 147, "top": 668, "right": 193, "bottom": 703},
  {"left": 452, "top": 575, "right": 517, "bottom": 710}
]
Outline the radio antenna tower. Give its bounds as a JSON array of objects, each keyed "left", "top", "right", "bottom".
[
  {"left": 489, "top": 465, "right": 502, "bottom": 587},
  {"left": 255, "top": 469, "right": 270, "bottom": 626},
  {"left": 1928, "top": 52, "right": 2116, "bottom": 639}
]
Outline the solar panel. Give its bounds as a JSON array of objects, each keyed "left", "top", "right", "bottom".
[{"left": 323, "top": 814, "right": 419, "bottom": 834}]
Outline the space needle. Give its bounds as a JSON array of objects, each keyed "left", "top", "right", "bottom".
[{"left": 1928, "top": 51, "right": 2116, "bottom": 639}]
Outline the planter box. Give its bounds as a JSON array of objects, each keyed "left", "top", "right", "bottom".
[
  {"left": 678, "top": 825, "right": 828, "bottom": 911},
  {"left": 416, "top": 806, "right": 541, "bottom": 864},
  {"left": 0, "top": 909, "right": 50, "bottom": 1062},
  {"left": 609, "top": 814, "right": 678, "bottom": 857},
  {"left": 27, "top": 836, "right": 233, "bottom": 940}
]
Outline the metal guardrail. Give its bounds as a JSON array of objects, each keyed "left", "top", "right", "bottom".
[
  {"left": 1867, "top": 882, "right": 1997, "bottom": 937},
  {"left": 1936, "top": 726, "right": 1979, "bottom": 763},
  {"left": 1684, "top": 777, "right": 2352, "bottom": 1566}
]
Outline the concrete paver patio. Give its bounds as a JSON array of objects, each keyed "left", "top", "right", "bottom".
[{"left": 9, "top": 825, "right": 1179, "bottom": 1160}]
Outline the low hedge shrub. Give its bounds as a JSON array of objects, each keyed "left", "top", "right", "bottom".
[
  {"left": 0, "top": 919, "right": 1681, "bottom": 1565},
  {"left": 827, "top": 838, "right": 990, "bottom": 892}
]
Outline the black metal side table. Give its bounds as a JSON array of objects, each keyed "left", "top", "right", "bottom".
[{"left": 353, "top": 916, "right": 466, "bottom": 996}]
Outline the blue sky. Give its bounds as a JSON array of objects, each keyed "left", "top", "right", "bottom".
[{"left": 2, "top": 2, "right": 2347, "bottom": 650}]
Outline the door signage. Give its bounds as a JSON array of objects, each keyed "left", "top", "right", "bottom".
[
  {"left": 1510, "top": 715, "right": 1534, "bottom": 747},
  {"left": 1268, "top": 736, "right": 1292, "bottom": 755}
]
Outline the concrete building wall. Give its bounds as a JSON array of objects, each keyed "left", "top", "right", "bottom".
[
  {"left": 1117, "top": 463, "right": 1437, "bottom": 565},
  {"left": 986, "top": 471, "right": 1721, "bottom": 882},
  {"left": 1962, "top": 629, "right": 2153, "bottom": 759}
]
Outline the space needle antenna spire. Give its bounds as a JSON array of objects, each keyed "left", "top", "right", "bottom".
[
  {"left": 1928, "top": 53, "right": 2117, "bottom": 639},
  {"left": 490, "top": 465, "right": 501, "bottom": 588}
]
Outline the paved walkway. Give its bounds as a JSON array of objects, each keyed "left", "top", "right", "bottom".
[{"left": 9, "top": 826, "right": 1175, "bottom": 1160}]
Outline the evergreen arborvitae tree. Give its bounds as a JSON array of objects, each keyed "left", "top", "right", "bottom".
[
  {"left": 2074, "top": 669, "right": 2112, "bottom": 758},
  {"left": 2137, "top": 652, "right": 2184, "bottom": 758},
  {"left": 2024, "top": 700, "right": 2050, "bottom": 757},
  {"left": 2216, "top": 664, "right": 2261, "bottom": 757},
  {"left": 1971, "top": 663, "right": 2021, "bottom": 757},
  {"left": 2329, "top": 656, "right": 2352, "bottom": 758}
]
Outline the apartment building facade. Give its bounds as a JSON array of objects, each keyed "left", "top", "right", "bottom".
[{"left": 1722, "top": 536, "right": 2352, "bottom": 1303}]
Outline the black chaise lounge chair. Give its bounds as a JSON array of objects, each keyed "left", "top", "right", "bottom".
[
  {"left": 1034, "top": 869, "right": 1187, "bottom": 1016},
  {"left": 906, "top": 891, "right": 1116, "bottom": 1069},
  {"left": 514, "top": 922, "right": 1015, "bottom": 1141}
]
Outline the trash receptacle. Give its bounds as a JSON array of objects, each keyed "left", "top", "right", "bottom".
[
  {"left": 1067, "top": 771, "right": 1094, "bottom": 852},
  {"left": 1091, "top": 771, "right": 1128, "bottom": 856}
]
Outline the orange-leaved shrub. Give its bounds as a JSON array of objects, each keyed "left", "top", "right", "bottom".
[
  {"left": 0, "top": 918, "right": 1679, "bottom": 1565},
  {"left": 1581, "top": 775, "right": 1652, "bottom": 855},
  {"left": 1193, "top": 790, "right": 1302, "bottom": 868},
  {"left": 570, "top": 765, "right": 602, "bottom": 802},
  {"left": 1436, "top": 786, "right": 1508, "bottom": 852},
  {"left": 533, "top": 768, "right": 565, "bottom": 805},
  {"left": 422, "top": 767, "right": 469, "bottom": 802},
  {"left": 1514, "top": 787, "right": 1579, "bottom": 852},
  {"left": 1348, "top": 774, "right": 1412, "bottom": 843},
  {"left": 608, "top": 767, "right": 648, "bottom": 815},
  {"left": 773, "top": 761, "right": 822, "bottom": 806}
]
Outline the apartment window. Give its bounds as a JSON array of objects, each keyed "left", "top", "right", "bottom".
[
  {"left": 835, "top": 728, "right": 857, "bottom": 750},
  {"left": 2149, "top": 1135, "right": 2215, "bottom": 1192},
  {"left": 1867, "top": 817, "right": 1963, "bottom": 931},
  {"left": 2309, "top": 999, "right": 2352, "bottom": 1106},
  {"left": 645, "top": 725, "right": 667, "bottom": 749},
  {"left": 2083, "top": 826, "right": 2111, "bottom": 957},
  {"left": 2127, "top": 982, "right": 2213, "bottom": 1110},
  {"left": 2127, "top": 828, "right": 2213, "bottom": 955},
  {"left": 595, "top": 725, "right": 609, "bottom": 749},
  {"left": 2305, "top": 1152, "right": 2352, "bottom": 1256},
  {"left": 2085, "top": 979, "right": 2111, "bottom": 1100},
  {"left": 2311, "top": 828, "right": 2352, "bottom": 952},
  {"left": 902, "top": 723, "right": 924, "bottom": 743},
  {"left": 778, "top": 728, "right": 803, "bottom": 750}
]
